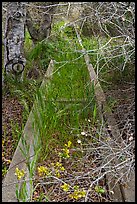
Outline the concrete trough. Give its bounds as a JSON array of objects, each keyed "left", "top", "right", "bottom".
[{"left": 2, "top": 60, "right": 55, "bottom": 202}]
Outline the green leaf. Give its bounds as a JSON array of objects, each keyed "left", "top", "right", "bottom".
[
  {"left": 95, "top": 186, "right": 105, "bottom": 194},
  {"left": 99, "top": 188, "right": 105, "bottom": 193}
]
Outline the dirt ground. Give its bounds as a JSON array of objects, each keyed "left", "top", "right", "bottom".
[
  {"left": 104, "top": 82, "right": 135, "bottom": 142},
  {"left": 2, "top": 96, "right": 24, "bottom": 178}
]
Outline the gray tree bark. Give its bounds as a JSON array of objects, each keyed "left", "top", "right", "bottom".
[
  {"left": 26, "top": 2, "right": 59, "bottom": 45},
  {"left": 4, "top": 2, "right": 26, "bottom": 77}
]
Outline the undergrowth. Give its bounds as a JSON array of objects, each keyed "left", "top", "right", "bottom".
[{"left": 2, "top": 18, "right": 135, "bottom": 201}]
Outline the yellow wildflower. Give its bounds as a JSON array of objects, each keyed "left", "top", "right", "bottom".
[
  {"left": 65, "top": 141, "right": 72, "bottom": 148},
  {"left": 55, "top": 161, "right": 65, "bottom": 171},
  {"left": 15, "top": 167, "right": 25, "bottom": 180},
  {"left": 74, "top": 185, "right": 79, "bottom": 190},
  {"left": 61, "top": 183, "right": 70, "bottom": 192},
  {"left": 55, "top": 169, "right": 60, "bottom": 178},
  {"left": 67, "top": 141, "right": 72, "bottom": 148},
  {"left": 60, "top": 148, "right": 70, "bottom": 158},
  {"left": 69, "top": 189, "right": 86, "bottom": 200},
  {"left": 60, "top": 166, "right": 65, "bottom": 171},
  {"left": 63, "top": 148, "right": 69, "bottom": 154},
  {"left": 37, "top": 166, "right": 51, "bottom": 177},
  {"left": 56, "top": 162, "right": 62, "bottom": 167},
  {"left": 80, "top": 190, "right": 86, "bottom": 197},
  {"left": 2, "top": 139, "right": 5, "bottom": 146}
]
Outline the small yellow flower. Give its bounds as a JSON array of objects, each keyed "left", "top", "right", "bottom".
[
  {"left": 58, "top": 152, "right": 62, "bottom": 157},
  {"left": 55, "top": 169, "right": 60, "bottom": 178},
  {"left": 67, "top": 141, "right": 72, "bottom": 148},
  {"left": 54, "top": 161, "right": 65, "bottom": 171},
  {"left": 63, "top": 148, "right": 69, "bottom": 154},
  {"left": 37, "top": 166, "right": 51, "bottom": 177},
  {"left": 65, "top": 141, "right": 72, "bottom": 148},
  {"left": 2, "top": 139, "right": 5, "bottom": 146},
  {"left": 74, "top": 185, "right": 79, "bottom": 190},
  {"left": 69, "top": 192, "right": 79, "bottom": 200},
  {"left": 56, "top": 162, "right": 62, "bottom": 167},
  {"left": 80, "top": 190, "right": 86, "bottom": 197},
  {"left": 61, "top": 183, "right": 70, "bottom": 192},
  {"left": 106, "top": 137, "right": 111, "bottom": 141},
  {"left": 60, "top": 166, "right": 65, "bottom": 171},
  {"left": 69, "top": 189, "right": 86, "bottom": 200},
  {"left": 61, "top": 148, "right": 70, "bottom": 158},
  {"left": 15, "top": 167, "right": 25, "bottom": 180}
]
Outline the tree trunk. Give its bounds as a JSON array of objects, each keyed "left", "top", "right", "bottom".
[
  {"left": 26, "top": 2, "right": 59, "bottom": 45},
  {"left": 4, "top": 2, "right": 26, "bottom": 77}
]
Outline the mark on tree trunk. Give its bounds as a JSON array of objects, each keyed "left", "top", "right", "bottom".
[{"left": 4, "top": 2, "right": 26, "bottom": 77}]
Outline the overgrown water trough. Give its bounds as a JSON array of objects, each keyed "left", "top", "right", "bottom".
[
  {"left": 83, "top": 53, "right": 135, "bottom": 202},
  {"left": 2, "top": 60, "right": 54, "bottom": 202},
  {"left": 2, "top": 52, "right": 135, "bottom": 202},
  {"left": 75, "top": 27, "right": 135, "bottom": 202}
]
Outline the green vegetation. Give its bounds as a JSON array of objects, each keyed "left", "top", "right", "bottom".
[
  {"left": 12, "top": 22, "right": 99, "bottom": 201},
  {"left": 29, "top": 39, "right": 95, "bottom": 159},
  {"left": 2, "top": 18, "right": 135, "bottom": 202}
]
